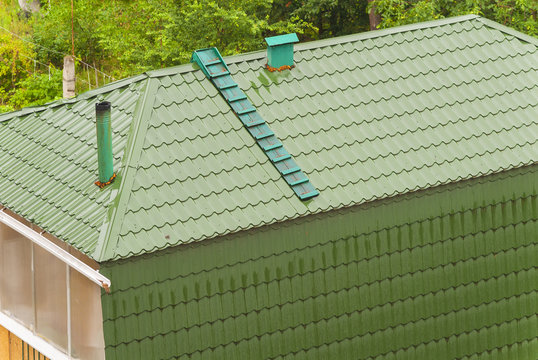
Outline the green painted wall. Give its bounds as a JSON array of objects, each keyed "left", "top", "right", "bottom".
[{"left": 101, "top": 165, "right": 538, "bottom": 359}]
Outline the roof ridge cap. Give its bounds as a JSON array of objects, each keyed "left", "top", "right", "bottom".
[
  {"left": 0, "top": 74, "right": 148, "bottom": 123},
  {"left": 476, "top": 17, "right": 538, "bottom": 47},
  {"left": 220, "top": 15, "right": 481, "bottom": 66},
  {"left": 143, "top": 15, "right": 482, "bottom": 79},
  {"left": 93, "top": 77, "right": 159, "bottom": 262}
]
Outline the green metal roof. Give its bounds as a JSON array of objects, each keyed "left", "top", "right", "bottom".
[
  {"left": 0, "top": 77, "right": 147, "bottom": 255},
  {"left": 0, "top": 15, "right": 537, "bottom": 261}
]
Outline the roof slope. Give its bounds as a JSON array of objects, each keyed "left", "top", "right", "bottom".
[
  {"left": 0, "top": 78, "right": 146, "bottom": 254},
  {"left": 0, "top": 15, "right": 537, "bottom": 261}
]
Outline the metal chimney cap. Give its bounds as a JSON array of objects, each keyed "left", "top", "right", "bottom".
[
  {"left": 265, "top": 33, "right": 299, "bottom": 47},
  {"left": 95, "top": 101, "right": 111, "bottom": 112}
]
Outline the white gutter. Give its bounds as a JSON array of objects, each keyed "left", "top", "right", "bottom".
[
  {"left": 0, "top": 209, "right": 111, "bottom": 290},
  {"left": 0, "top": 311, "right": 72, "bottom": 360}
]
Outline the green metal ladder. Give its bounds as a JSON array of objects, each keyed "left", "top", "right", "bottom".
[{"left": 192, "top": 47, "right": 319, "bottom": 201}]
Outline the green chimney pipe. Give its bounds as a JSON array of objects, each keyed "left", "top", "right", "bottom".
[
  {"left": 265, "top": 33, "right": 299, "bottom": 69},
  {"left": 95, "top": 101, "right": 114, "bottom": 185}
]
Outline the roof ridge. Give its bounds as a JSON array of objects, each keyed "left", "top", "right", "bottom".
[
  {"left": 0, "top": 74, "right": 148, "bottom": 123},
  {"left": 93, "top": 77, "right": 159, "bottom": 262},
  {"left": 2, "top": 14, "right": 524, "bottom": 124},
  {"left": 222, "top": 15, "right": 482, "bottom": 66},
  {"left": 147, "top": 15, "right": 482, "bottom": 79},
  {"left": 477, "top": 17, "right": 538, "bottom": 46}
]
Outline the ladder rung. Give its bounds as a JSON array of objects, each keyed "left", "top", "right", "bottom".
[
  {"left": 218, "top": 83, "right": 237, "bottom": 90},
  {"left": 289, "top": 178, "right": 309, "bottom": 186},
  {"left": 204, "top": 59, "right": 221, "bottom": 66},
  {"left": 228, "top": 95, "right": 247, "bottom": 102},
  {"left": 211, "top": 71, "right": 230, "bottom": 78},
  {"left": 282, "top": 166, "right": 301, "bottom": 175},
  {"left": 299, "top": 189, "right": 320, "bottom": 200},
  {"left": 244, "top": 118, "right": 265, "bottom": 127},
  {"left": 262, "top": 143, "right": 282, "bottom": 151},
  {"left": 272, "top": 154, "right": 291, "bottom": 163},
  {"left": 255, "top": 131, "right": 274, "bottom": 140},
  {"left": 237, "top": 108, "right": 256, "bottom": 115}
]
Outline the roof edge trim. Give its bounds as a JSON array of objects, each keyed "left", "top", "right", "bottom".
[
  {"left": 293, "top": 15, "right": 482, "bottom": 53},
  {"left": 477, "top": 17, "right": 538, "bottom": 46},
  {"left": 93, "top": 77, "right": 159, "bottom": 262},
  {"left": 146, "top": 62, "right": 199, "bottom": 78}
]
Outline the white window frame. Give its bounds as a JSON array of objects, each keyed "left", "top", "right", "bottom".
[{"left": 0, "top": 312, "right": 71, "bottom": 360}]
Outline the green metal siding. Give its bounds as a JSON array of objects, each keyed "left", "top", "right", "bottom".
[{"left": 101, "top": 166, "right": 538, "bottom": 359}]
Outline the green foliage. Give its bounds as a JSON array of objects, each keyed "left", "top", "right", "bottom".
[
  {"left": 371, "top": 0, "right": 538, "bottom": 36},
  {"left": 1, "top": 0, "right": 537, "bottom": 115},
  {"left": 31, "top": 0, "right": 104, "bottom": 66},
  {"left": 0, "top": 32, "right": 35, "bottom": 103},
  {"left": 0, "top": 104, "right": 15, "bottom": 113},
  {"left": 93, "top": 0, "right": 176, "bottom": 74},
  {"left": 168, "top": 0, "right": 314, "bottom": 62},
  {"left": 28, "top": 0, "right": 322, "bottom": 75},
  {"left": 8, "top": 67, "right": 62, "bottom": 109},
  {"left": 281, "top": 0, "right": 370, "bottom": 37}
]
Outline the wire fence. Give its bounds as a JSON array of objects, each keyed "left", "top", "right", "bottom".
[{"left": 0, "top": 25, "right": 116, "bottom": 93}]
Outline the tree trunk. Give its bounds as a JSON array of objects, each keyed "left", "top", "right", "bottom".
[{"left": 368, "top": 0, "right": 381, "bottom": 30}]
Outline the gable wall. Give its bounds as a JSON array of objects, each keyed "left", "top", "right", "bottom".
[{"left": 101, "top": 165, "right": 538, "bottom": 359}]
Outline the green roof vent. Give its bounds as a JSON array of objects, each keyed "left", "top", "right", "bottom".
[
  {"left": 94, "top": 101, "right": 116, "bottom": 188},
  {"left": 265, "top": 33, "right": 299, "bottom": 70}
]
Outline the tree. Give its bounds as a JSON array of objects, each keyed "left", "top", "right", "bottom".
[
  {"left": 8, "top": 67, "right": 62, "bottom": 109},
  {"left": 370, "top": 0, "right": 537, "bottom": 37},
  {"left": 168, "top": 0, "right": 317, "bottom": 62},
  {"left": 0, "top": 32, "right": 34, "bottom": 106},
  {"left": 368, "top": 0, "right": 380, "bottom": 30},
  {"left": 271, "top": 0, "right": 369, "bottom": 39},
  {"left": 30, "top": 0, "right": 104, "bottom": 67}
]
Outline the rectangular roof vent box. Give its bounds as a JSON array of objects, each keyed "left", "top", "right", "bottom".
[{"left": 265, "top": 33, "right": 299, "bottom": 69}]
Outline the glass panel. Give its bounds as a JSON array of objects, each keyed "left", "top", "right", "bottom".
[
  {"left": 34, "top": 244, "right": 68, "bottom": 350},
  {"left": 70, "top": 268, "right": 105, "bottom": 360},
  {"left": 0, "top": 223, "right": 34, "bottom": 327},
  {"left": 0, "top": 226, "right": 3, "bottom": 311}
]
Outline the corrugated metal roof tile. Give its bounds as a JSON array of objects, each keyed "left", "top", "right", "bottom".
[{"left": 0, "top": 16, "right": 537, "bottom": 262}]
